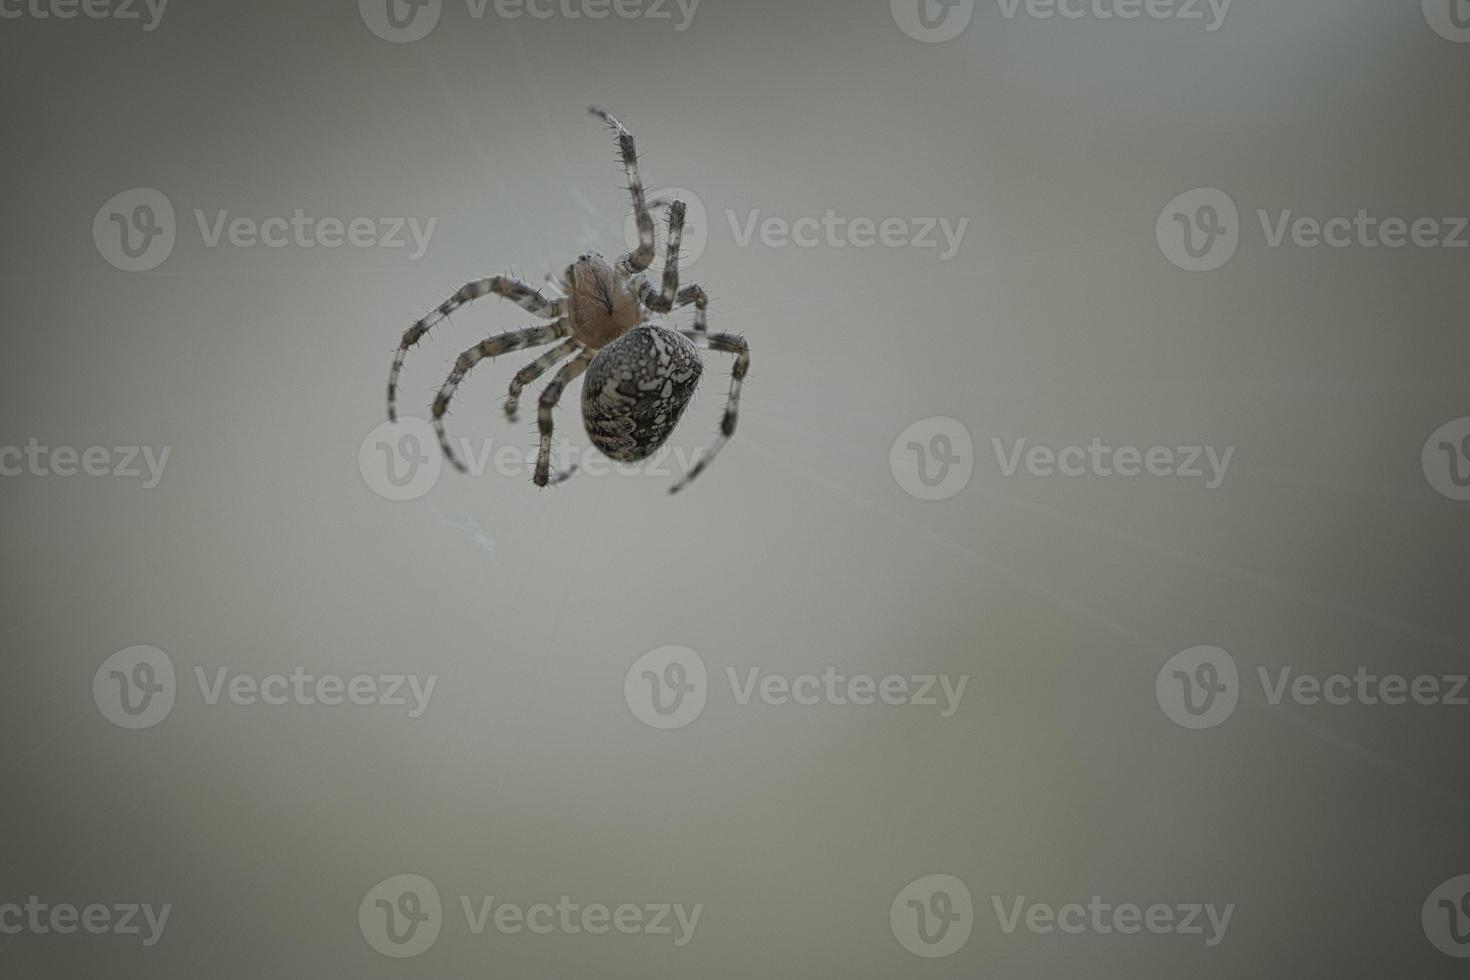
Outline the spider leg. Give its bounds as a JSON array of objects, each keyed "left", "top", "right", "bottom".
[
  {"left": 676, "top": 284, "right": 708, "bottom": 334},
  {"left": 388, "top": 276, "right": 565, "bottom": 422},
  {"left": 589, "top": 106, "right": 657, "bottom": 274},
  {"left": 639, "top": 279, "right": 707, "bottom": 332},
  {"left": 641, "top": 201, "right": 687, "bottom": 313},
  {"left": 506, "top": 338, "right": 581, "bottom": 423},
  {"left": 534, "top": 348, "right": 595, "bottom": 487},
  {"left": 669, "top": 331, "right": 749, "bottom": 494},
  {"left": 430, "top": 321, "right": 571, "bottom": 473}
]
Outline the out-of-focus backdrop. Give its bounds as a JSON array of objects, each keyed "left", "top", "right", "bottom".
[{"left": 2, "top": 0, "right": 1468, "bottom": 976}]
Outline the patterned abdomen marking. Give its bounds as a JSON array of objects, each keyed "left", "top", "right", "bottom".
[{"left": 582, "top": 326, "right": 702, "bottom": 462}]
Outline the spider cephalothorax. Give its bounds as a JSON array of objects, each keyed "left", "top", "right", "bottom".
[
  {"left": 385, "top": 107, "right": 748, "bottom": 493},
  {"left": 561, "top": 251, "right": 644, "bottom": 348}
]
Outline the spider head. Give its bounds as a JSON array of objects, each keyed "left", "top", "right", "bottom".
[
  {"left": 564, "top": 251, "right": 609, "bottom": 285},
  {"left": 563, "top": 251, "right": 642, "bottom": 348},
  {"left": 562, "top": 251, "right": 617, "bottom": 295}
]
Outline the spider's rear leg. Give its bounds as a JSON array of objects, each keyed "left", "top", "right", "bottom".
[
  {"left": 589, "top": 106, "right": 658, "bottom": 274},
  {"left": 506, "top": 338, "right": 580, "bottom": 423},
  {"left": 669, "top": 331, "right": 749, "bottom": 494},
  {"left": 430, "top": 321, "right": 571, "bottom": 472},
  {"left": 388, "top": 276, "right": 565, "bottom": 422},
  {"left": 535, "top": 349, "right": 595, "bottom": 487}
]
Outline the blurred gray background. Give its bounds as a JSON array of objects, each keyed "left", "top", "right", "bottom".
[{"left": 2, "top": 0, "right": 1468, "bottom": 976}]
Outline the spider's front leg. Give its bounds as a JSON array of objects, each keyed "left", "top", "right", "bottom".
[
  {"left": 636, "top": 200, "right": 689, "bottom": 315},
  {"left": 590, "top": 106, "right": 658, "bottom": 275},
  {"left": 632, "top": 199, "right": 704, "bottom": 324},
  {"left": 675, "top": 284, "right": 708, "bottom": 334},
  {"left": 640, "top": 281, "right": 708, "bottom": 333},
  {"left": 430, "top": 321, "right": 570, "bottom": 472},
  {"left": 669, "top": 331, "right": 749, "bottom": 494},
  {"left": 535, "top": 349, "right": 595, "bottom": 487},
  {"left": 388, "top": 276, "right": 564, "bottom": 422}
]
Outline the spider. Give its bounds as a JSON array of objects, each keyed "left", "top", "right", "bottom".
[{"left": 385, "top": 107, "right": 748, "bottom": 494}]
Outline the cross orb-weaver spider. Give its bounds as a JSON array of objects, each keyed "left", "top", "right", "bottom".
[{"left": 385, "top": 107, "right": 748, "bottom": 494}]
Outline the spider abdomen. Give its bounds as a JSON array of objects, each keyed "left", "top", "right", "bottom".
[{"left": 582, "top": 325, "right": 702, "bottom": 462}]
